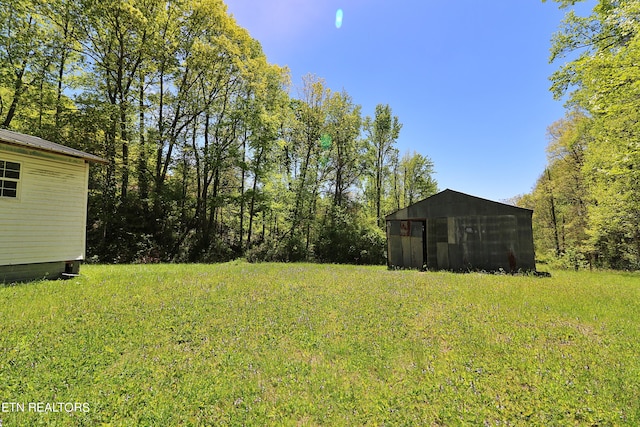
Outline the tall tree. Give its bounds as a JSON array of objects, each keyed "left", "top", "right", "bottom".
[
  {"left": 548, "top": 0, "right": 640, "bottom": 268},
  {"left": 0, "top": 0, "right": 56, "bottom": 129},
  {"left": 243, "top": 62, "right": 290, "bottom": 250},
  {"left": 34, "top": 0, "right": 84, "bottom": 140},
  {"left": 324, "top": 90, "right": 362, "bottom": 208},
  {"left": 146, "top": 0, "right": 240, "bottom": 256},
  {"left": 77, "top": 0, "right": 160, "bottom": 201},
  {"left": 68, "top": 0, "right": 161, "bottom": 259},
  {"left": 364, "top": 103, "right": 402, "bottom": 227},
  {"left": 288, "top": 74, "right": 328, "bottom": 251},
  {"left": 400, "top": 151, "right": 438, "bottom": 207},
  {"left": 546, "top": 112, "right": 589, "bottom": 254},
  {"left": 519, "top": 113, "right": 590, "bottom": 266}
]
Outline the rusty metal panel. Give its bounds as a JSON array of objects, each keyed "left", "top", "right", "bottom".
[{"left": 400, "top": 220, "right": 410, "bottom": 236}]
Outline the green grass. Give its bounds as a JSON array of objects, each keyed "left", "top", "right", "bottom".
[{"left": 1, "top": 263, "right": 639, "bottom": 426}]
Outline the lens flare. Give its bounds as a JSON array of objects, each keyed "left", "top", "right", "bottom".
[{"left": 335, "top": 9, "right": 343, "bottom": 29}]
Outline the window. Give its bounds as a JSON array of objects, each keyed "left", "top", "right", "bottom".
[{"left": 0, "top": 160, "right": 20, "bottom": 198}]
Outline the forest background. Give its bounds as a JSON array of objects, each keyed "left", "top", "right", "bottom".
[
  {"left": 0, "top": 0, "right": 638, "bottom": 269},
  {"left": 521, "top": 0, "right": 640, "bottom": 270},
  {"left": 0, "top": 0, "right": 439, "bottom": 265}
]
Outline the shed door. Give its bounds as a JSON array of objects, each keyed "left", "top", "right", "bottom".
[{"left": 401, "top": 220, "right": 425, "bottom": 269}]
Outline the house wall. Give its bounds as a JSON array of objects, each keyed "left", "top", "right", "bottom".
[
  {"left": 0, "top": 261, "right": 79, "bottom": 283},
  {"left": 0, "top": 144, "right": 89, "bottom": 271}
]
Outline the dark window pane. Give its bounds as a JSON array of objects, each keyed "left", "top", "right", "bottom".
[
  {"left": 0, "top": 160, "right": 20, "bottom": 180},
  {"left": 0, "top": 179, "right": 18, "bottom": 198},
  {"left": 0, "top": 161, "right": 20, "bottom": 198}
]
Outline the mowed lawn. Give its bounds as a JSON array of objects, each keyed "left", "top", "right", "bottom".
[{"left": 1, "top": 263, "right": 639, "bottom": 426}]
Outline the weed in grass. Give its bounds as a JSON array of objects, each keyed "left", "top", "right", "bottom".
[{"left": 0, "top": 263, "right": 638, "bottom": 425}]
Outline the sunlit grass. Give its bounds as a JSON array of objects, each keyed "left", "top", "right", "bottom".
[{"left": 1, "top": 263, "right": 639, "bottom": 425}]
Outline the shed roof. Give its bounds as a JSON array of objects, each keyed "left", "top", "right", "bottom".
[
  {"left": 0, "top": 128, "right": 107, "bottom": 164},
  {"left": 385, "top": 189, "right": 532, "bottom": 220}
]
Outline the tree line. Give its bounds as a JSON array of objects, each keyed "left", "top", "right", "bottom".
[
  {"left": 0, "top": 0, "right": 437, "bottom": 264},
  {"left": 520, "top": 0, "right": 640, "bottom": 270}
]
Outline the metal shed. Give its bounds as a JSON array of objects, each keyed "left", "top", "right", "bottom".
[{"left": 385, "top": 189, "right": 535, "bottom": 272}]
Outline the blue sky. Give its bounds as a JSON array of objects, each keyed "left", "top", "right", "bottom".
[{"left": 225, "top": 0, "right": 594, "bottom": 202}]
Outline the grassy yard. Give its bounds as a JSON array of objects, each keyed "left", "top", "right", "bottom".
[{"left": 1, "top": 262, "right": 639, "bottom": 426}]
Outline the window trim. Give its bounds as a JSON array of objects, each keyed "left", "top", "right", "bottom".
[{"left": 0, "top": 159, "right": 21, "bottom": 200}]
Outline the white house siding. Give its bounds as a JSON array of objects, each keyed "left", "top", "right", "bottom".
[{"left": 0, "top": 144, "right": 89, "bottom": 266}]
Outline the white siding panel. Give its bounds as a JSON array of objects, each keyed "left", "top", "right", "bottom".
[{"left": 0, "top": 146, "right": 89, "bottom": 265}]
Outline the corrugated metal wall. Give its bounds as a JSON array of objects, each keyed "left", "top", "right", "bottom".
[
  {"left": 389, "top": 214, "right": 535, "bottom": 271},
  {"left": 386, "top": 220, "right": 425, "bottom": 269},
  {"left": 386, "top": 190, "right": 536, "bottom": 271},
  {"left": 431, "top": 215, "right": 523, "bottom": 271}
]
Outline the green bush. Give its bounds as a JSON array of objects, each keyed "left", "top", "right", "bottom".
[
  {"left": 537, "top": 248, "right": 591, "bottom": 271},
  {"left": 315, "top": 206, "right": 385, "bottom": 265},
  {"left": 246, "top": 234, "right": 309, "bottom": 263}
]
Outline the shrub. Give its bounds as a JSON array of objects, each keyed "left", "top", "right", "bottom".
[
  {"left": 315, "top": 206, "right": 385, "bottom": 265},
  {"left": 246, "top": 234, "right": 309, "bottom": 263}
]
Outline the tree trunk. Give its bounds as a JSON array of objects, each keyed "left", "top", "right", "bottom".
[
  {"left": 138, "top": 72, "right": 149, "bottom": 210},
  {"left": 1, "top": 59, "right": 28, "bottom": 129},
  {"left": 119, "top": 99, "right": 129, "bottom": 201},
  {"left": 291, "top": 142, "right": 313, "bottom": 235},
  {"left": 247, "top": 146, "right": 264, "bottom": 250},
  {"left": 376, "top": 150, "right": 383, "bottom": 228},
  {"left": 239, "top": 135, "right": 247, "bottom": 248},
  {"left": 547, "top": 169, "right": 561, "bottom": 256}
]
